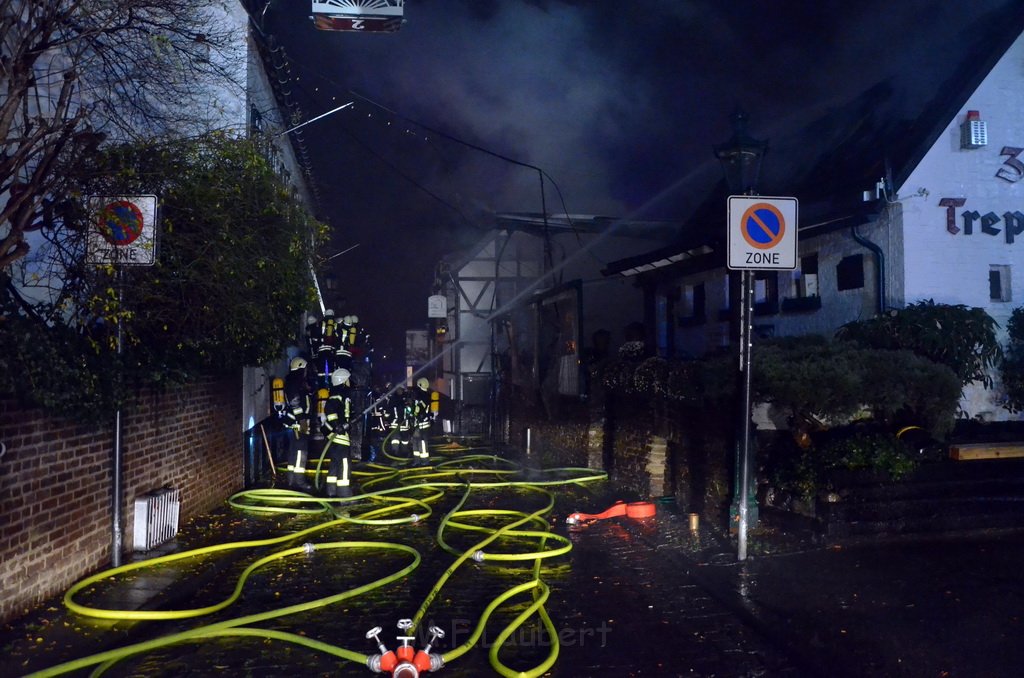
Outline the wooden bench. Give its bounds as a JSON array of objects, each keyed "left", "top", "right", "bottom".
[{"left": 950, "top": 443, "right": 1024, "bottom": 461}]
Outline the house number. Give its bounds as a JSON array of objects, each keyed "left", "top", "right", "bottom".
[{"left": 997, "top": 146, "right": 1024, "bottom": 183}]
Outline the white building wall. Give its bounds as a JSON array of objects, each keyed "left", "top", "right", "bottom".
[
  {"left": 241, "top": 6, "right": 319, "bottom": 431},
  {"left": 898, "top": 29, "right": 1024, "bottom": 419},
  {"left": 245, "top": 29, "right": 314, "bottom": 209}
]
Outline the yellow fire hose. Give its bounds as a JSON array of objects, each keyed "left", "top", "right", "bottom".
[{"left": 29, "top": 452, "right": 607, "bottom": 678}]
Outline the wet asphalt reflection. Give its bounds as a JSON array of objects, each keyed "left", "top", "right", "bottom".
[
  {"left": 13, "top": 450, "right": 1023, "bottom": 676},
  {"left": 2, "top": 453, "right": 797, "bottom": 677}
]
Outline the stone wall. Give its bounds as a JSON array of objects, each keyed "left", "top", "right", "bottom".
[
  {"left": 0, "top": 376, "right": 243, "bottom": 624},
  {"left": 508, "top": 390, "right": 734, "bottom": 522}
]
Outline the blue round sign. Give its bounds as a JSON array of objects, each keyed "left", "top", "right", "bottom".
[{"left": 741, "top": 203, "right": 785, "bottom": 250}]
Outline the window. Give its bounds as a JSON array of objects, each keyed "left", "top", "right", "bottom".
[
  {"left": 782, "top": 254, "right": 822, "bottom": 313},
  {"left": 718, "top": 272, "right": 740, "bottom": 321},
  {"left": 990, "top": 265, "right": 1012, "bottom": 302},
  {"left": 678, "top": 282, "right": 706, "bottom": 327},
  {"left": 836, "top": 254, "right": 865, "bottom": 291},
  {"left": 249, "top": 104, "right": 264, "bottom": 134},
  {"left": 753, "top": 272, "right": 778, "bottom": 315},
  {"left": 798, "top": 254, "right": 819, "bottom": 297}
]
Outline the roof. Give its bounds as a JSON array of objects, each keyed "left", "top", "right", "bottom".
[
  {"left": 605, "top": 10, "right": 1024, "bottom": 280},
  {"left": 493, "top": 212, "right": 680, "bottom": 240}
]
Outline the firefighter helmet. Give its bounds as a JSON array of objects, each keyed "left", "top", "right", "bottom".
[
  {"left": 349, "top": 314, "right": 359, "bottom": 324},
  {"left": 290, "top": 357, "right": 307, "bottom": 371},
  {"left": 331, "top": 368, "right": 351, "bottom": 386},
  {"left": 416, "top": 377, "right": 429, "bottom": 390},
  {"left": 325, "top": 309, "right": 335, "bottom": 318}
]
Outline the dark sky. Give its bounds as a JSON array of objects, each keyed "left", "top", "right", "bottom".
[{"left": 261, "top": 0, "right": 1019, "bottom": 356}]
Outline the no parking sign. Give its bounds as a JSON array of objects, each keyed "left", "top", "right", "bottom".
[
  {"left": 86, "top": 195, "right": 158, "bottom": 266},
  {"left": 727, "top": 195, "right": 798, "bottom": 270}
]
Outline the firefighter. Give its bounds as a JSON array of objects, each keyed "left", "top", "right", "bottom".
[
  {"left": 316, "top": 309, "right": 339, "bottom": 387},
  {"left": 349, "top": 314, "right": 372, "bottom": 363},
  {"left": 321, "top": 367, "right": 354, "bottom": 497},
  {"left": 335, "top": 315, "right": 354, "bottom": 373},
  {"left": 390, "top": 386, "right": 412, "bottom": 458},
  {"left": 365, "top": 382, "right": 390, "bottom": 463},
  {"left": 283, "top": 356, "right": 313, "bottom": 490},
  {"left": 264, "top": 374, "right": 291, "bottom": 465},
  {"left": 410, "top": 378, "right": 434, "bottom": 462},
  {"left": 305, "top": 312, "right": 322, "bottom": 357}
]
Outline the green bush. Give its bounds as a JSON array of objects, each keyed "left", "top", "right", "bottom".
[
  {"left": 0, "top": 133, "right": 325, "bottom": 419},
  {"left": 837, "top": 299, "right": 1001, "bottom": 387},
  {"left": 602, "top": 351, "right": 734, "bottom": 406},
  {"left": 767, "top": 426, "right": 918, "bottom": 502},
  {"left": 1000, "top": 306, "right": 1024, "bottom": 412},
  {"left": 754, "top": 337, "right": 960, "bottom": 436},
  {"left": 817, "top": 428, "right": 918, "bottom": 478},
  {"left": 0, "top": 284, "right": 124, "bottom": 418},
  {"left": 601, "top": 336, "right": 961, "bottom": 437}
]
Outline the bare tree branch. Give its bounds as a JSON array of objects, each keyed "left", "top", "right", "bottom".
[{"left": 2, "top": 0, "right": 247, "bottom": 274}]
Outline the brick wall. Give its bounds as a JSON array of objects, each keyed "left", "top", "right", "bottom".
[{"left": 0, "top": 376, "right": 243, "bottom": 624}]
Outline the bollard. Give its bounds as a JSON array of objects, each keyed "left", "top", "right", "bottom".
[{"left": 688, "top": 513, "right": 700, "bottom": 532}]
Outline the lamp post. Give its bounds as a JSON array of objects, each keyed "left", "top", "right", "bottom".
[{"left": 714, "top": 109, "right": 767, "bottom": 561}]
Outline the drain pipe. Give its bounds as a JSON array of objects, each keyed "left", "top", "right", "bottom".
[{"left": 851, "top": 219, "right": 886, "bottom": 315}]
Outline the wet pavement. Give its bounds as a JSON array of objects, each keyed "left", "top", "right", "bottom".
[
  {"left": 2, "top": 447, "right": 1023, "bottom": 677},
  {"left": 697, "top": 528, "right": 1024, "bottom": 678}
]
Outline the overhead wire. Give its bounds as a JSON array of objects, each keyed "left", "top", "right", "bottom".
[{"left": 284, "top": 77, "right": 485, "bottom": 233}]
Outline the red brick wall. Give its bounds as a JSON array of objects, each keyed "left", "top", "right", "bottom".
[{"left": 0, "top": 376, "right": 242, "bottom": 624}]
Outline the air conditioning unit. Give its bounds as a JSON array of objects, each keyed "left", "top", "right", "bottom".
[
  {"left": 133, "top": 487, "right": 181, "bottom": 551},
  {"left": 960, "top": 110, "right": 987, "bottom": 149}
]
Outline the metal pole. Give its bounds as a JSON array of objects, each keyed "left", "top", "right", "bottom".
[
  {"left": 737, "top": 269, "right": 754, "bottom": 561},
  {"left": 112, "top": 269, "right": 124, "bottom": 567}
]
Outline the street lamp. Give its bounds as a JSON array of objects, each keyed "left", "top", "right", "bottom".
[
  {"left": 714, "top": 109, "right": 768, "bottom": 195},
  {"left": 715, "top": 108, "right": 767, "bottom": 562}
]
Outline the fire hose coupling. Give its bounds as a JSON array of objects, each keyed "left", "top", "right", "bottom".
[
  {"left": 410, "top": 514, "right": 420, "bottom": 523},
  {"left": 471, "top": 550, "right": 486, "bottom": 562},
  {"left": 303, "top": 542, "right": 316, "bottom": 555},
  {"left": 366, "top": 620, "right": 445, "bottom": 675}
]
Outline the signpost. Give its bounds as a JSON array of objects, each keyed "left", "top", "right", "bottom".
[
  {"left": 727, "top": 195, "right": 798, "bottom": 561},
  {"left": 87, "top": 195, "right": 159, "bottom": 567}
]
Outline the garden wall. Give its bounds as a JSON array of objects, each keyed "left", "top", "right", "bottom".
[
  {"left": 507, "top": 388, "right": 734, "bottom": 520},
  {"left": 0, "top": 376, "right": 243, "bottom": 624}
]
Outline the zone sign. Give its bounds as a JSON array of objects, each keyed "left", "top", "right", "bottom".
[{"left": 727, "top": 195, "right": 798, "bottom": 270}]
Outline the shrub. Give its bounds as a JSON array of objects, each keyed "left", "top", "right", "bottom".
[
  {"left": 767, "top": 426, "right": 919, "bottom": 502},
  {"left": 816, "top": 427, "right": 918, "bottom": 479},
  {"left": 1000, "top": 306, "right": 1024, "bottom": 412},
  {"left": 837, "top": 299, "right": 1001, "bottom": 387},
  {"left": 0, "top": 133, "right": 325, "bottom": 418},
  {"left": 600, "top": 336, "right": 960, "bottom": 436},
  {"left": 754, "top": 337, "right": 960, "bottom": 436}
]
